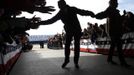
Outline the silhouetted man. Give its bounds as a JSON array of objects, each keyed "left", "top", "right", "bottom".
[
  {"left": 95, "top": 0, "right": 130, "bottom": 67},
  {"left": 37, "top": 0, "right": 94, "bottom": 68}
]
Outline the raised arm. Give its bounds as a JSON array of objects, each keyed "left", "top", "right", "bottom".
[
  {"left": 95, "top": 8, "right": 110, "bottom": 19},
  {"left": 72, "top": 7, "right": 95, "bottom": 17},
  {"left": 37, "top": 12, "right": 61, "bottom": 25}
]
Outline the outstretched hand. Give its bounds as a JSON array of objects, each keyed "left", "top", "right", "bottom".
[
  {"left": 90, "top": 11, "right": 95, "bottom": 18},
  {"left": 36, "top": 6, "right": 55, "bottom": 14},
  {"left": 45, "top": 6, "right": 55, "bottom": 14},
  {"left": 30, "top": 23, "right": 40, "bottom": 29},
  {"left": 29, "top": 16, "right": 41, "bottom": 29}
]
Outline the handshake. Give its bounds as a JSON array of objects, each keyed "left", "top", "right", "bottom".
[
  {"left": 30, "top": 10, "right": 101, "bottom": 29},
  {"left": 89, "top": 11, "right": 97, "bottom": 18}
]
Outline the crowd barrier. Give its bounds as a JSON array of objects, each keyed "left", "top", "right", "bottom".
[
  {"left": 79, "top": 39, "right": 97, "bottom": 53},
  {"left": 72, "top": 32, "right": 134, "bottom": 57},
  {"left": 70, "top": 39, "right": 97, "bottom": 53},
  {"left": 0, "top": 44, "right": 22, "bottom": 75},
  {"left": 96, "top": 38, "right": 134, "bottom": 57}
]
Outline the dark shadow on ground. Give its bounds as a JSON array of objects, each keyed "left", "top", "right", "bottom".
[{"left": 9, "top": 50, "right": 134, "bottom": 75}]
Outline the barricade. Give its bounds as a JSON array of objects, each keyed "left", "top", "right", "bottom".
[
  {"left": 0, "top": 44, "right": 22, "bottom": 75},
  {"left": 96, "top": 32, "right": 134, "bottom": 57}
]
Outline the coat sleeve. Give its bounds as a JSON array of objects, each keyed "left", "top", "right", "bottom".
[
  {"left": 38, "top": 12, "right": 61, "bottom": 25},
  {"left": 95, "top": 8, "right": 110, "bottom": 19},
  {"left": 72, "top": 7, "right": 94, "bottom": 17}
]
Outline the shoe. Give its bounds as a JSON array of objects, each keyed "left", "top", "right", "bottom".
[
  {"left": 107, "top": 60, "right": 118, "bottom": 65},
  {"left": 75, "top": 64, "right": 79, "bottom": 69},
  {"left": 62, "top": 60, "right": 69, "bottom": 68}
]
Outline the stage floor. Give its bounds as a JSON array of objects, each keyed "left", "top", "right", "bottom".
[{"left": 9, "top": 45, "right": 134, "bottom": 75}]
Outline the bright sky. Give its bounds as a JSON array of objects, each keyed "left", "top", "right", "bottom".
[{"left": 19, "top": 0, "right": 134, "bottom": 35}]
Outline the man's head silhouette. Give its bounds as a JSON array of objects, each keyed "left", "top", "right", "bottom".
[
  {"left": 58, "top": 0, "right": 67, "bottom": 10},
  {"left": 109, "top": 0, "right": 118, "bottom": 8}
]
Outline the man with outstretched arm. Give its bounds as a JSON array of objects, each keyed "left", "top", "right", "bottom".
[
  {"left": 95, "top": 0, "right": 130, "bottom": 67},
  {"left": 37, "top": 0, "right": 95, "bottom": 69}
]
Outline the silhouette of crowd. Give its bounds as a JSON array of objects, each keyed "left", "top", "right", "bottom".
[
  {"left": 47, "top": 33, "right": 63, "bottom": 49},
  {"left": 81, "top": 22, "right": 108, "bottom": 44},
  {"left": 0, "top": 0, "right": 55, "bottom": 53}
]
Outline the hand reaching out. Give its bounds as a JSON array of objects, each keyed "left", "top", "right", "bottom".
[
  {"left": 29, "top": 16, "right": 41, "bottom": 29},
  {"left": 90, "top": 11, "right": 95, "bottom": 18},
  {"left": 36, "top": 6, "right": 55, "bottom": 14}
]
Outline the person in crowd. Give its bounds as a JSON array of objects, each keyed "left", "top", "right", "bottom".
[
  {"left": 99, "top": 24, "right": 107, "bottom": 38},
  {"left": 95, "top": 0, "right": 130, "bottom": 67},
  {"left": 93, "top": 23, "right": 103, "bottom": 38},
  {"left": 90, "top": 24, "right": 98, "bottom": 44},
  {"left": 87, "top": 22, "right": 94, "bottom": 39},
  {"left": 40, "top": 41, "right": 44, "bottom": 48},
  {"left": 36, "top": 0, "right": 95, "bottom": 68},
  {"left": 82, "top": 28, "right": 89, "bottom": 39}
]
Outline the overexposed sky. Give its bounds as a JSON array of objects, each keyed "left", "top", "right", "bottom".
[{"left": 19, "top": 0, "right": 134, "bottom": 35}]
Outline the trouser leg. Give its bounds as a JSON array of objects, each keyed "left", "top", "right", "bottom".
[
  {"left": 107, "top": 37, "right": 115, "bottom": 61},
  {"left": 74, "top": 34, "right": 81, "bottom": 64},
  {"left": 64, "top": 34, "right": 72, "bottom": 62},
  {"left": 116, "top": 38, "right": 126, "bottom": 64}
]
